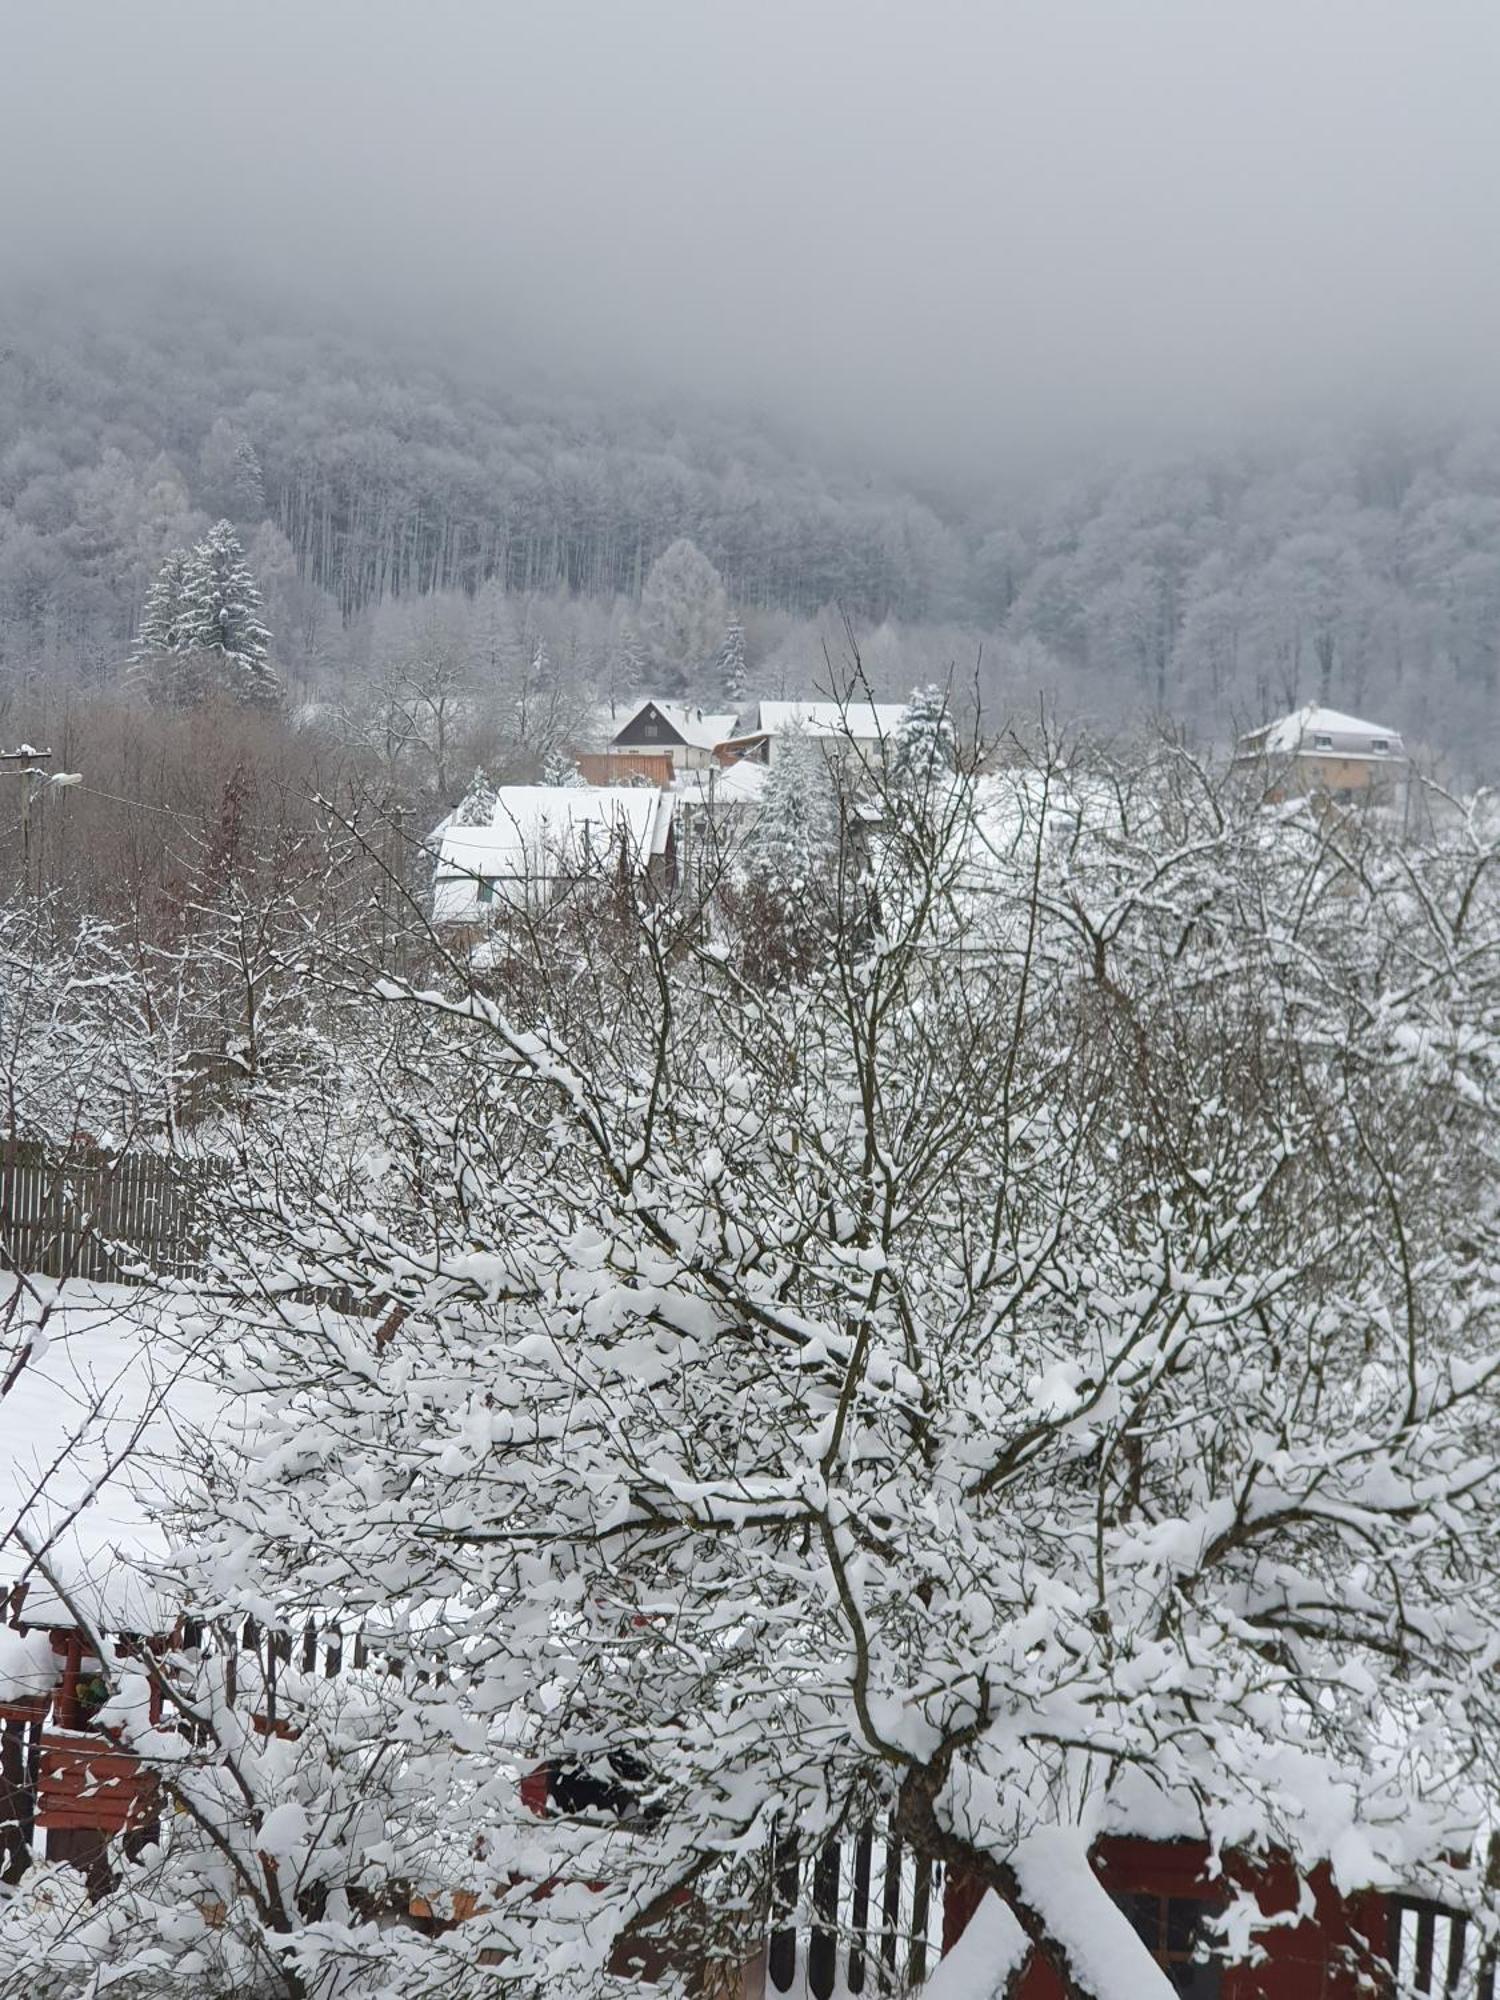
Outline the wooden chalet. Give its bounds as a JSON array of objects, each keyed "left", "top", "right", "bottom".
[{"left": 606, "top": 701, "right": 741, "bottom": 773}]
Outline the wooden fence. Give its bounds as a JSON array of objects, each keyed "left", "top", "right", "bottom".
[
  {"left": 0, "top": 1139, "right": 205, "bottom": 1284},
  {"left": 767, "top": 1826, "right": 950, "bottom": 1999},
  {"left": 1389, "top": 1896, "right": 1497, "bottom": 2000}
]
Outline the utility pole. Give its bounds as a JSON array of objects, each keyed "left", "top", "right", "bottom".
[{"left": 1, "top": 747, "right": 82, "bottom": 892}]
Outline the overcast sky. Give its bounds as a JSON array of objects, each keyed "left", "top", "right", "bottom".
[{"left": 4, "top": 0, "right": 1499, "bottom": 472}]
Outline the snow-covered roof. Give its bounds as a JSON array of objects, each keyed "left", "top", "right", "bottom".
[
  {"left": 0, "top": 1281, "right": 234, "bottom": 1633},
  {"left": 433, "top": 785, "right": 674, "bottom": 922},
  {"left": 1239, "top": 705, "right": 1405, "bottom": 759},
  {"left": 745, "top": 701, "right": 908, "bottom": 742},
  {"left": 676, "top": 760, "right": 770, "bottom": 806},
  {"left": 611, "top": 701, "right": 739, "bottom": 750}
]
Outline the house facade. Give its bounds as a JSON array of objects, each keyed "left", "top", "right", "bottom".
[
  {"left": 606, "top": 701, "right": 740, "bottom": 772},
  {"left": 1234, "top": 705, "right": 1407, "bottom": 805}
]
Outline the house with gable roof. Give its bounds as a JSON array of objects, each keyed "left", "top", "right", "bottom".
[{"left": 605, "top": 700, "right": 741, "bottom": 773}]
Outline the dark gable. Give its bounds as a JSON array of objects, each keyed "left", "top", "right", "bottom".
[{"left": 612, "top": 703, "right": 687, "bottom": 750}]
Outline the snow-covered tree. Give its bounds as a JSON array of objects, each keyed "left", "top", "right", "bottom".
[
  {"left": 198, "top": 418, "right": 265, "bottom": 519},
  {"left": 453, "top": 765, "right": 498, "bottom": 826},
  {"left": 608, "top": 622, "right": 648, "bottom": 717},
  {"left": 744, "top": 725, "right": 838, "bottom": 893},
  {"left": 8, "top": 746, "right": 1500, "bottom": 1998},
  {"left": 132, "top": 546, "right": 191, "bottom": 658},
  {"left": 180, "top": 521, "right": 276, "bottom": 694},
  {"left": 889, "top": 681, "right": 956, "bottom": 790},
  {"left": 713, "top": 620, "right": 747, "bottom": 707},
  {"left": 639, "top": 538, "right": 728, "bottom": 694},
  {"left": 541, "top": 749, "right": 586, "bottom": 788},
  {"left": 131, "top": 523, "right": 280, "bottom": 709}
]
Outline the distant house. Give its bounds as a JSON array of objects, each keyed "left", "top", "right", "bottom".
[
  {"left": 716, "top": 700, "right": 908, "bottom": 767},
  {"left": 606, "top": 701, "right": 740, "bottom": 773},
  {"left": 432, "top": 786, "right": 676, "bottom": 923},
  {"left": 1234, "top": 705, "right": 1406, "bottom": 804}
]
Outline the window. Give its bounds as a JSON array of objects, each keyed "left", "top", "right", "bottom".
[
  {"left": 1114, "top": 1893, "right": 1222, "bottom": 1997},
  {"left": 1371, "top": 738, "right": 1389, "bottom": 754},
  {"left": 1311, "top": 733, "right": 1333, "bottom": 750},
  {"left": 477, "top": 878, "right": 494, "bottom": 905},
  {"left": 643, "top": 721, "right": 659, "bottom": 739}
]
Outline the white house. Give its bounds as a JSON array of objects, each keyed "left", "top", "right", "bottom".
[
  {"left": 432, "top": 786, "right": 677, "bottom": 923},
  {"left": 716, "top": 700, "right": 908, "bottom": 767}
]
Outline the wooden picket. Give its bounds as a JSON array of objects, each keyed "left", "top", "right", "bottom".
[
  {"left": 768, "top": 1824, "right": 946, "bottom": 2000},
  {"left": 0, "top": 1138, "right": 208, "bottom": 1284},
  {"left": 1389, "top": 1896, "right": 1497, "bottom": 2000}
]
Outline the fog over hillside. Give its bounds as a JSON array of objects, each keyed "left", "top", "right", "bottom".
[{"left": 4, "top": 0, "right": 1500, "bottom": 771}]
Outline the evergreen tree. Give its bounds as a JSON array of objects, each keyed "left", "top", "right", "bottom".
[
  {"left": 132, "top": 546, "right": 190, "bottom": 659},
  {"left": 714, "top": 620, "right": 747, "bottom": 707},
  {"left": 180, "top": 520, "right": 280, "bottom": 707},
  {"left": 197, "top": 418, "right": 265, "bottom": 518},
  {"left": 609, "top": 622, "right": 647, "bottom": 715},
  {"left": 454, "top": 765, "right": 498, "bottom": 826},
  {"left": 541, "top": 750, "right": 587, "bottom": 788},
  {"left": 746, "top": 726, "right": 838, "bottom": 894},
  {"left": 889, "top": 682, "right": 956, "bottom": 790},
  {"left": 131, "top": 524, "right": 280, "bottom": 708}
]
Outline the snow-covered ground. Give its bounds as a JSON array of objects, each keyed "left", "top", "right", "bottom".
[{"left": 0, "top": 1277, "right": 232, "bottom": 1635}]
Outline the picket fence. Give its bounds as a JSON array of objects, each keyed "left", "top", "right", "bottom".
[
  {"left": 766, "top": 1826, "right": 952, "bottom": 2000},
  {"left": 0, "top": 1139, "right": 206, "bottom": 1284}
]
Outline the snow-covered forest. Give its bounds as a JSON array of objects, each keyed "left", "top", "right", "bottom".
[{"left": 8, "top": 278, "right": 1500, "bottom": 780}]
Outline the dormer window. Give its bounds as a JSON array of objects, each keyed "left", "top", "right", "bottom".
[
  {"left": 1371, "top": 738, "right": 1389, "bottom": 755},
  {"left": 1311, "top": 733, "right": 1333, "bottom": 750}
]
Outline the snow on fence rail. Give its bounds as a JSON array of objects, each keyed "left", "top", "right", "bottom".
[{"left": 0, "top": 1139, "right": 208, "bottom": 1284}]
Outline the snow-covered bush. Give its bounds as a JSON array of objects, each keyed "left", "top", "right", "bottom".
[{"left": 7, "top": 740, "right": 1500, "bottom": 1997}]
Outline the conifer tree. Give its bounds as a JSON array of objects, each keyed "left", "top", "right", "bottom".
[
  {"left": 132, "top": 522, "right": 280, "bottom": 708},
  {"left": 746, "top": 725, "right": 838, "bottom": 894},
  {"left": 132, "top": 546, "right": 190, "bottom": 659},
  {"left": 541, "top": 750, "right": 586, "bottom": 788},
  {"left": 715, "top": 620, "right": 747, "bottom": 707},
  {"left": 454, "top": 765, "right": 498, "bottom": 826},
  {"left": 889, "top": 682, "right": 956, "bottom": 790},
  {"left": 181, "top": 520, "right": 274, "bottom": 681}
]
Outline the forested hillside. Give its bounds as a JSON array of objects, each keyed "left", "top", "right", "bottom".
[{"left": 6, "top": 274, "right": 1500, "bottom": 774}]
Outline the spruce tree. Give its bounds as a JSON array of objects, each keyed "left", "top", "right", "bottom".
[
  {"left": 542, "top": 750, "right": 587, "bottom": 788},
  {"left": 133, "top": 547, "right": 191, "bottom": 659},
  {"left": 454, "top": 765, "right": 499, "bottom": 826},
  {"left": 180, "top": 520, "right": 280, "bottom": 707},
  {"left": 747, "top": 727, "right": 838, "bottom": 893},
  {"left": 889, "top": 683, "right": 956, "bottom": 791},
  {"left": 714, "top": 621, "right": 747, "bottom": 707}
]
